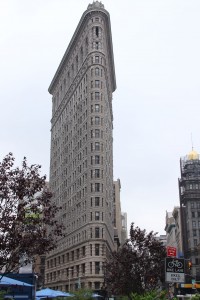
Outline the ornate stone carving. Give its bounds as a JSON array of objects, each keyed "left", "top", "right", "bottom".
[{"left": 87, "top": 1, "right": 104, "bottom": 10}]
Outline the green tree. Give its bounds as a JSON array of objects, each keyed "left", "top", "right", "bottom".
[
  {"left": 105, "top": 223, "right": 166, "bottom": 299},
  {"left": 0, "top": 153, "right": 64, "bottom": 273},
  {"left": 68, "top": 288, "right": 93, "bottom": 300}
]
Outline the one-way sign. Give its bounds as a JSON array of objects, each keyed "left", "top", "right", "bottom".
[{"left": 165, "top": 258, "right": 185, "bottom": 283}]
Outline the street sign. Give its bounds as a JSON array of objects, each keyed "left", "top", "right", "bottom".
[
  {"left": 167, "top": 246, "right": 177, "bottom": 257},
  {"left": 165, "top": 258, "right": 185, "bottom": 283}
]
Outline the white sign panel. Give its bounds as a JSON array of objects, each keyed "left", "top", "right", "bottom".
[
  {"left": 165, "top": 258, "right": 185, "bottom": 283},
  {"left": 166, "top": 272, "right": 185, "bottom": 283}
]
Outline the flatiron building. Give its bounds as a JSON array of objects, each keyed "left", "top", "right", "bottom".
[{"left": 46, "top": 1, "right": 116, "bottom": 292}]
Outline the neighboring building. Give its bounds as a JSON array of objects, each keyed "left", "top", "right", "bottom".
[
  {"left": 165, "top": 211, "right": 177, "bottom": 249},
  {"left": 113, "top": 179, "right": 128, "bottom": 247},
  {"left": 155, "top": 235, "right": 167, "bottom": 247},
  {"left": 121, "top": 212, "right": 128, "bottom": 244},
  {"left": 33, "top": 255, "right": 46, "bottom": 289},
  {"left": 178, "top": 149, "right": 200, "bottom": 278},
  {"left": 113, "top": 179, "right": 122, "bottom": 248},
  {"left": 46, "top": 1, "right": 116, "bottom": 292},
  {"left": 172, "top": 206, "right": 183, "bottom": 257}
]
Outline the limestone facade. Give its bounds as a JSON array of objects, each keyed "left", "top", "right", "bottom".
[{"left": 46, "top": 1, "right": 116, "bottom": 292}]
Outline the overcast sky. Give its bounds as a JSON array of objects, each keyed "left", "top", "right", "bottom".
[{"left": 1, "top": 0, "right": 200, "bottom": 235}]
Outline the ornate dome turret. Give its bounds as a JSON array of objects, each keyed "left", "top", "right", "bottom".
[{"left": 187, "top": 149, "right": 199, "bottom": 160}]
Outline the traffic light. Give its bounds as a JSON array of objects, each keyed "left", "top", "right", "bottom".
[{"left": 188, "top": 261, "right": 192, "bottom": 270}]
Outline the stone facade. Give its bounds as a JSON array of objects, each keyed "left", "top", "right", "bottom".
[
  {"left": 179, "top": 150, "right": 200, "bottom": 278},
  {"left": 172, "top": 206, "right": 183, "bottom": 257},
  {"left": 165, "top": 211, "right": 177, "bottom": 248},
  {"left": 113, "top": 179, "right": 122, "bottom": 248},
  {"left": 46, "top": 1, "right": 116, "bottom": 292}
]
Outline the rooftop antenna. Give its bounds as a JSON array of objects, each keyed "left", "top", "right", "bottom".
[{"left": 191, "top": 132, "right": 194, "bottom": 150}]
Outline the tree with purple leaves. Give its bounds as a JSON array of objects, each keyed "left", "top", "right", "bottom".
[
  {"left": 105, "top": 223, "right": 166, "bottom": 299},
  {"left": 0, "top": 153, "right": 64, "bottom": 273}
]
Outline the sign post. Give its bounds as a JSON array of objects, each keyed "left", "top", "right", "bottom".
[{"left": 165, "top": 258, "right": 185, "bottom": 283}]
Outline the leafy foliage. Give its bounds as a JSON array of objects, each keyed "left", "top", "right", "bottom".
[
  {"left": 130, "top": 290, "right": 167, "bottom": 300},
  {"left": 68, "top": 288, "right": 94, "bottom": 300},
  {"left": 0, "top": 153, "right": 64, "bottom": 273},
  {"left": 192, "top": 295, "right": 200, "bottom": 300},
  {"left": 0, "top": 290, "right": 6, "bottom": 300},
  {"left": 105, "top": 223, "right": 166, "bottom": 298}
]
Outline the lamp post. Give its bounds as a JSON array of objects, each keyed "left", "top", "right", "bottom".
[{"left": 68, "top": 268, "right": 73, "bottom": 292}]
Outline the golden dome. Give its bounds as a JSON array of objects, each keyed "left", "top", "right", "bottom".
[{"left": 188, "top": 149, "right": 199, "bottom": 160}]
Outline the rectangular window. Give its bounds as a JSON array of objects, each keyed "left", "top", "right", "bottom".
[
  {"left": 95, "top": 142, "right": 100, "bottom": 151},
  {"left": 82, "top": 263, "right": 85, "bottom": 275},
  {"left": 76, "top": 265, "right": 79, "bottom": 277},
  {"left": 95, "top": 80, "right": 100, "bottom": 88},
  {"left": 95, "top": 104, "right": 100, "bottom": 112},
  {"left": 95, "top": 227, "right": 100, "bottom": 238},
  {"left": 192, "top": 212, "right": 195, "bottom": 218},
  {"left": 94, "top": 282, "right": 100, "bottom": 290},
  {"left": 95, "top": 183, "right": 100, "bottom": 192},
  {"left": 95, "top": 92, "right": 100, "bottom": 100},
  {"left": 95, "top": 67, "right": 100, "bottom": 76},
  {"left": 95, "top": 129, "right": 100, "bottom": 138},
  {"left": 194, "top": 239, "right": 198, "bottom": 246},
  {"left": 95, "top": 155, "right": 100, "bottom": 164},
  {"left": 95, "top": 197, "right": 100, "bottom": 206},
  {"left": 95, "top": 116, "right": 100, "bottom": 125},
  {"left": 193, "top": 229, "right": 197, "bottom": 236},
  {"left": 95, "top": 169, "right": 100, "bottom": 178},
  {"left": 95, "top": 56, "right": 99, "bottom": 63},
  {"left": 95, "top": 211, "right": 100, "bottom": 220},
  {"left": 191, "top": 202, "right": 194, "bottom": 208},
  {"left": 192, "top": 221, "right": 196, "bottom": 228},
  {"left": 95, "top": 244, "right": 100, "bottom": 256},
  {"left": 95, "top": 262, "right": 100, "bottom": 274}
]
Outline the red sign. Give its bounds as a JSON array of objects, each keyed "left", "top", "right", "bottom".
[{"left": 167, "top": 246, "right": 177, "bottom": 257}]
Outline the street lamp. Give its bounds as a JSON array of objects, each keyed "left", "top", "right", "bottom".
[{"left": 68, "top": 268, "right": 73, "bottom": 292}]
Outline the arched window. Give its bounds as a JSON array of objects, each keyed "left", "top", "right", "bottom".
[{"left": 95, "top": 67, "right": 100, "bottom": 76}]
